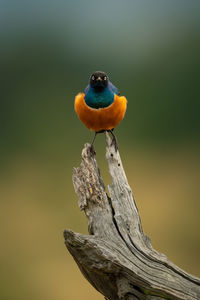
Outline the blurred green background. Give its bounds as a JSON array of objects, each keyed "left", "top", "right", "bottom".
[{"left": 1, "top": 0, "right": 200, "bottom": 299}]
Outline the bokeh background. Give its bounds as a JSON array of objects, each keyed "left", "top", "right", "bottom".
[{"left": 1, "top": 0, "right": 200, "bottom": 299}]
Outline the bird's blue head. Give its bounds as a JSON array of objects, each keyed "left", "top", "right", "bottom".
[{"left": 89, "top": 71, "right": 108, "bottom": 92}]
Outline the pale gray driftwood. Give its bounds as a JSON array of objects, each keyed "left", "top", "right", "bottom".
[{"left": 64, "top": 132, "right": 200, "bottom": 300}]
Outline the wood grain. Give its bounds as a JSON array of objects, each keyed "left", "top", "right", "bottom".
[{"left": 64, "top": 132, "right": 200, "bottom": 300}]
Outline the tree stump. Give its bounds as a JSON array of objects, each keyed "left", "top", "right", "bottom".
[{"left": 64, "top": 133, "right": 200, "bottom": 300}]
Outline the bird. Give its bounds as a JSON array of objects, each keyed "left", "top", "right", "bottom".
[{"left": 74, "top": 71, "right": 127, "bottom": 153}]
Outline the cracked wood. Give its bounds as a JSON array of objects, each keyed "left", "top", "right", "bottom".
[{"left": 64, "top": 132, "right": 200, "bottom": 300}]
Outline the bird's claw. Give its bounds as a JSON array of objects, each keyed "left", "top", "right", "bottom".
[
  {"left": 111, "top": 137, "right": 118, "bottom": 152},
  {"left": 89, "top": 144, "right": 96, "bottom": 156}
]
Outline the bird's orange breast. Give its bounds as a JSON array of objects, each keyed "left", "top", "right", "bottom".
[{"left": 74, "top": 93, "right": 127, "bottom": 132}]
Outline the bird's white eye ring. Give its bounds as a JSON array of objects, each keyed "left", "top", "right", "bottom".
[
  {"left": 104, "top": 76, "right": 107, "bottom": 81},
  {"left": 92, "top": 75, "right": 95, "bottom": 80}
]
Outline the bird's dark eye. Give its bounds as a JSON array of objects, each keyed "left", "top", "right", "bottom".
[
  {"left": 91, "top": 75, "right": 95, "bottom": 81},
  {"left": 104, "top": 76, "right": 107, "bottom": 81}
]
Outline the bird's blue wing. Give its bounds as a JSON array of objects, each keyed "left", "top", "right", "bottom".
[{"left": 108, "top": 81, "right": 120, "bottom": 95}]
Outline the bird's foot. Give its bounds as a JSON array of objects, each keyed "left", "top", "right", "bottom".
[
  {"left": 89, "top": 144, "right": 96, "bottom": 156},
  {"left": 111, "top": 136, "right": 118, "bottom": 152},
  {"left": 108, "top": 130, "right": 118, "bottom": 152}
]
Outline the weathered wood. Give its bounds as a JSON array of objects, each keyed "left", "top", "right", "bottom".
[{"left": 64, "top": 132, "right": 200, "bottom": 300}]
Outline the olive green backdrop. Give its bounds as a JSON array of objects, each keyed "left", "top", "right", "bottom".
[{"left": 1, "top": 1, "right": 200, "bottom": 299}]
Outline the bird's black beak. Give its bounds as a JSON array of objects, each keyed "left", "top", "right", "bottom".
[{"left": 96, "top": 77, "right": 102, "bottom": 82}]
